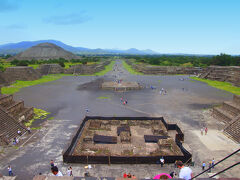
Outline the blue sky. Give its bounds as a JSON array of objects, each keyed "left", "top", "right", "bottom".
[{"left": 0, "top": 0, "right": 239, "bottom": 54}]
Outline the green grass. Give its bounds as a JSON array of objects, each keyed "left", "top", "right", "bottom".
[
  {"left": 1, "top": 74, "right": 64, "bottom": 95},
  {"left": 122, "top": 61, "right": 143, "bottom": 75},
  {"left": 31, "top": 127, "right": 42, "bottom": 130},
  {"left": 64, "top": 62, "right": 82, "bottom": 69},
  {"left": 97, "top": 96, "right": 110, "bottom": 100},
  {"left": 190, "top": 77, "right": 240, "bottom": 95},
  {"left": 24, "top": 108, "right": 50, "bottom": 127},
  {"left": 28, "top": 64, "right": 40, "bottom": 69},
  {"left": 94, "top": 61, "right": 115, "bottom": 76},
  {"left": 48, "top": 117, "right": 55, "bottom": 120}
]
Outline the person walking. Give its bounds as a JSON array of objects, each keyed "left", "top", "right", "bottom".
[
  {"left": 212, "top": 158, "right": 215, "bottom": 169},
  {"left": 208, "top": 161, "right": 212, "bottom": 172},
  {"left": 176, "top": 161, "right": 193, "bottom": 180},
  {"left": 202, "top": 161, "right": 206, "bottom": 170},
  {"left": 50, "top": 160, "right": 54, "bottom": 167},
  {"left": 67, "top": 167, "right": 73, "bottom": 176},
  {"left": 160, "top": 157, "right": 165, "bottom": 167},
  {"left": 8, "top": 165, "right": 13, "bottom": 176},
  {"left": 201, "top": 128, "right": 204, "bottom": 136},
  {"left": 205, "top": 127, "right": 208, "bottom": 135}
]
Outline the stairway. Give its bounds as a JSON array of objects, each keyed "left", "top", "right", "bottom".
[
  {"left": 0, "top": 94, "right": 34, "bottom": 122},
  {"left": 212, "top": 95, "right": 240, "bottom": 143},
  {"left": 0, "top": 107, "right": 27, "bottom": 145}
]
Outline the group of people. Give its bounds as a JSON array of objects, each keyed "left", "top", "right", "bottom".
[
  {"left": 159, "top": 88, "right": 167, "bottom": 95},
  {"left": 123, "top": 172, "right": 136, "bottom": 178},
  {"left": 50, "top": 160, "right": 73, "bottom": 177},
  {"left": 121, "top": 97, "right": 128, "bottom": 105},
  {"left": 201, "top": 126, "right": 208, "bottom": 135},
  {"left": 202, "top": 158, "right": 215, "bottom": 172}
]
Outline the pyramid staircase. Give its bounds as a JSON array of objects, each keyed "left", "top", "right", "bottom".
[
  {"left": 0, "top": 107, "right": 27, "bottom": 145},
  {"left": 0, "top": 94, "right": 34, "bottom": 145},
  {"left": 212, "top": 95, "right": 240, "bottom": 142},
  {"left": 0, "top": 94, "right": 34, "bottom": 122}
]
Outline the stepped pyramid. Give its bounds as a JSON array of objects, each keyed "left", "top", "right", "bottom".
[{"left": 8, "top": 43, "right": 80, "bottom": 60}]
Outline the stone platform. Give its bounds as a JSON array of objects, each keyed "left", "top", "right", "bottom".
[{"left": 102, "top": 81, "right": 141, "bottom": 91}]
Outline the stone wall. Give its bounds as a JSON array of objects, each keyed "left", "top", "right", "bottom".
[
  {"left": 64, "top": 61, "right": 110, "bottom": 74},
  {"left": 199, "top": 66, "right": 240, "bottom": 87},
  {"left": 36, "top": 64, "right": 64, "bottom": 75},
  {"left": 2, "top": 66, "right": 42, "bottom": 84},
  {"left": 126, "top": 61, "right": 202, "bottom": 75}
]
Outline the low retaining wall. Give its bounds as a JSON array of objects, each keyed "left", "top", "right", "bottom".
[
  {"left": 126, "top": 61, "right": 202, "bottom": 75},
  {"left": 63, "top": 116, "right": 192, "bottom": 164},
  {"left": 36, "top": 64, "right": 64, "bottom": 75}
]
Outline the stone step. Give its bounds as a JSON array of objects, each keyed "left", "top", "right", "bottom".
[
  {"left": 212, "top": 107, "right": 234, "bottom": 123},
  {"left": 222, "top": 101, "right": 240, "bottom": 117},
  {"left": 0, "top": 94, "right": 13, "bottom": 107},
  {"left": 224, "top": 115, "right": 240, "bottom": 143},
  {"left": 233, "top": 95, "right": 240, "bottom": 106},
  {"left": 0, "top": 107, "right": 27, "bottom": 145}
]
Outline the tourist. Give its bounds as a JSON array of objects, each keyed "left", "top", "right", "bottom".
[
  {"left": 201, "top": 128, "right": 204, "bottom": 136},
  {"left": 50, "top": 160, "right": 54, "bottom": 167},
  {"left": 67, "top": 167, "right": 73, "bottom": 176},
  {"left": 170, "top": 171, "right": 177, "bottom": 178},
  {"left": 17, "top": 129, "right": 22, "bottom": 136},
  {"left": 127, "top": 173, "right": 132, "bottom": 178},
  {"left": 8, "top": 165, "right": 13, "bottom": 176},
  {"left": 15, "top": 138, "right": 19, "bottom": 144},
  {"left": 205, "top": 127, "right": 208, "bottom": 135},
  {"left": 121, "top": 97, "right": 123, "bottom": 102},
  {"left": 176, "top": 160, "right": 193, "bottom": 180},
  {"left": 123, "top": 172, "right": 127, "bottom": 178},
  {"left": 123, "top": 101, "right": 126, "bottom": 105},
  {"left": 51, "top": 166, "right": 63, "bottom": 176},
  {"left": 27, "top": 127, "right": 31, "bottom": 134},
  {"left": 212, "top": 158, "right": 215, "bottom": 169},
  {"left": 160, "top": 157, "right": 165, "bottom": 167},
  {"left": 85, "top": 108, "right": 89, "bottom": 113},
  {"left": 125, "top": 100, "right": 128, "bottom": 104},
  {"left": 208, "top": 161, "right": 212, "bottom": 172},
  {"left": 202, "top": 161, "right": 206, "bottom": 170},
  {"left": 132, "top": 175, "right": 136, "bottom": 179}
]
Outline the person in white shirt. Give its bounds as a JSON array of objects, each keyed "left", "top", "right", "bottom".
[
  {"left": 160, "top": 157, "right": 165, "bottom": 167},
  {"left": 51, "top": 166, "right": 63, "bottom": 176},
  {"left": 176, "top": 160, "right": 193, "bottom": 180}
]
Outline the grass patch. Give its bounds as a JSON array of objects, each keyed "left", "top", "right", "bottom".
[
  {"left": 122, "top": 61, "right": 143, "bottom": 75},
  {"left": 94, "top": 61, "right": 115, "bottom": 76},
  {"left": 97, "top": 96, "right": 110, "bottom": 100},
  {"left": 1, "top": 74, "right": 64, "bottom": 95},
  {"left": 31, "top": 127, "right": 42, "bottom": 130},
  {"left": 24, "top": 108, "right": 50, "bottom": 127},
  {"left": 48, "top": 117, "right": 55, "bottom": 120},
  {"left": 64, "top": 62, "right": 82, "bottom": 69},
  {"left": 190, "top": 77, "right": 240, "bottom": 95},
  {"left": 158, "top": 80, "right": 161, "bottom": 83},
  {"left": 28, "top": 64, "right": 39, "bottom": 69}
]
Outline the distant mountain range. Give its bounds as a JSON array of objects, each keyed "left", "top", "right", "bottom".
[{"left": 0, "top": 40, "right": 159, "bottom": 55}]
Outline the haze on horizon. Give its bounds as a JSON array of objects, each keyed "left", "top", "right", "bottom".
[{"left": 0, "top": 0, "right": 239, "bottom": 55}]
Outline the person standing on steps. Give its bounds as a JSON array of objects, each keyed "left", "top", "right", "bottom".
[
  {"left": 202, "top": 161, "right": 206, "bottom": 170},
  {"left": 160, "top": 157, "right": 165, "bottom": 167},
  {"left": 212, "top": 158, "right": 215, "bottom": 169}
]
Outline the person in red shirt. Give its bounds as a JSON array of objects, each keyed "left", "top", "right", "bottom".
[{"left": 123, "top": 173, "right": 127, "bottom": 178}]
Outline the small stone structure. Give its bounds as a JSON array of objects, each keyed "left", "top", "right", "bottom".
[
  {"left": 199, "top": 66, "right": 240, "bottom": 87},
  {"left": 102, "top": 81, "right": 141, "bottom": 91},
  {"left": 63, "top": 116, "right": 192, "bottom": 164},
  {"left": 2, "top": 66, "right": 41, "bottom": 84},
  {"left": 36, "top": 64, "right": 64, "bottom": 75},
  {"left": 212, "top": 95, "right": 240, "bottom": 143}
]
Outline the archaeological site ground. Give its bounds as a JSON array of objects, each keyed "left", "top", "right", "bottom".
[{"left": 0, "top": 59, "right": 239, "bottom": 180}]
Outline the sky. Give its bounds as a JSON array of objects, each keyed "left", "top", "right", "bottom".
[{"left": 0, "top": 0, "right": 239, "bottom": 55}]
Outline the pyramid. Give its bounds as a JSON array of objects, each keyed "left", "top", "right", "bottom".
[{"left": 8, "top": 43, "right": 80, "bottom": 60}]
